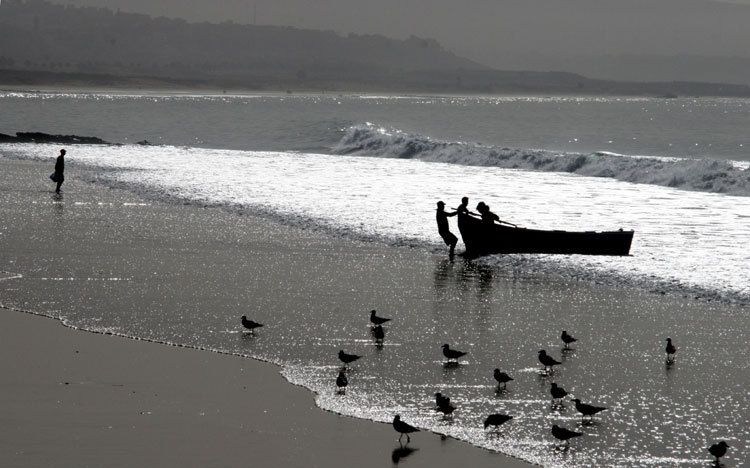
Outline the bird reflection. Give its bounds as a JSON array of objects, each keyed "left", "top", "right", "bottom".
[
  {"left": 391, "top": 445, "right": 418, "bottom": 465},
  {"left": 372, "top": 325, "right": 385, "bottom": 349},
  {"left": 494, "top": 386, "right": 510, "bottom": 397},
  {"left": 664, "top": 359, "right": 676, "bottom": 374}
]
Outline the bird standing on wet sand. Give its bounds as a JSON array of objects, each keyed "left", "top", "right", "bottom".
[
  {"left": 336, "top": 370, "right": 348, "bottom": 393},
  {"left": 483, "top": 414, "right": 513, "bottom": 431},
  {"left": 434, "top": 392, "right": 450, "bottom": 409},
  {"left": 561, "top": 330, "right": 577, "bottom": 349},
  {"left": 393, "top": 415, "right": 420, "bottom": 443},
  {"left": 708, "top": 441, "right": 730, "bottom": 463},
  {"left": 434, "top": 393, "right": 455, "bottom": 416},
  {"left": 665, "top": 338, "right": 677, "bottom": 362},
  {"left": 370, "top": 310, "right": 391, "bottom": 326},
  {"left": 551, "top": 424, "right": 583, "bottom": 446},
  {"left": 442, "top": 344, "right": 467, "bottom": 362},
  {"left": 538, "top": 350, "right": 561, "bottom": 373},
  {"left": 338, "top": 349, "right": 361, "bottom": 366},
  {"left": 571, "top": 398, "right": 608, "bottom": 422},
  {"left": 550, "top": 383, "right": 569, "bottom": 405},
  {"left": 493, "top": 369, "right": 514, "bottom": 389},
  {"left": 241, "top": 316, "right": 263, "bottom": 333},
  {"left": 436, "top": 399, "right": 456, "bottom": 417}
]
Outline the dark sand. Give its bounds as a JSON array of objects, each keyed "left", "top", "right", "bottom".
[{"left": 0, "top": 158, "right": 531, "bottom": 468}]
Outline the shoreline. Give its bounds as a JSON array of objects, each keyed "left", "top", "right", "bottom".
[
  {"left": 3, "top": 154, "right": 747, "bottom": 465},
  {"left": 0, "top": 158, "right": 532, "bottom": 468},
  {"left": 2, "top": 81, "right": 748, "bottom": 100},
  {"left": 0, "top": 307, "right": 530, "bottom": 468}
]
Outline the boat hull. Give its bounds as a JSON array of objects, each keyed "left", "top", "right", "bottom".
[{"left": 457, "top": 213, "right": 633, "bottom": 257}]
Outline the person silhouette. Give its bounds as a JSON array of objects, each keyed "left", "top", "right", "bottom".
[
  {"left": 51, "top": 149, "right": 66, "bottom": 193},
  {"left": 457, "top": 196, "right": 470, "bottom": 214},
  {"left": 436, "top": 201, "right": 458, "bottom": 255},
  {"left": 476, "top": 202, "right": 499, "bottom": 224}
]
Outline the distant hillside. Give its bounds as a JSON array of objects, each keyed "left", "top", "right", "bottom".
[
  {"left": 0, "top": 0, "right": 484, "bottom": 83},
  {"left": 1, "top": 0, "right": 750, "bottom": 96}
]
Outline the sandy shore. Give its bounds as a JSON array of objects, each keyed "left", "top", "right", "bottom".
[{"left": 0, "top": 158, "right": 530, "bottom": 468}]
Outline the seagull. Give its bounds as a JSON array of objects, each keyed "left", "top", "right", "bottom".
[
  {"left": 338, "top": 349, "right": 362, "bottom": 366},
  {"left": 538, "top": 350, "right": 561, "bottom": 373},
  {"left": 373, "top": 325, "right": 385, "bottom": 342},
  {"left": 336, "top": 371, "right": 348, "bottom": 393},
  {"left": 561, "top": 330, "right": 577, "bottom": 349},
  {"left": 551, "top": 424, "right": 583, "bottom": 446},
  {"left": 442, "top": 344, "right": 467, "bottom": 362},
  {"left": 436, "top": 399, "right": 456, "bottom": 417},
  {"left": 241, "top": 315, "right": 263, "bottom": 333},
  {"left": 550, "top": 383, "right": 569, "bottom": 405},
  {"left": 434, "top": 393, "right": 455, "bottom": 416},
  {"left": 483, "top": 414, "right": 513, "bottom": 430},
  {"left": 665, "top": 338, "right": 677, "bottom": 362},
  {"left": 370, "top": 309, "right": 391, "bottom": 326},
  {"left": 571, "top": 398, "right": 608, "bottom": 422},
  {"left": 434, "top": 392, "right": 451, "bottom": 409},
  {"left": 393, "top": 415, "right": 420, "bottom": 443},
  {"left": 493, "top": 369, "right": 514, "bottom": 389},
  {"left": 707, "top": 441, "right": 730, "bottom": 463}
]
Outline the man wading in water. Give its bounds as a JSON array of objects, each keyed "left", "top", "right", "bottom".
[
  {"left": 51, "top": 149, "right": 66, "bottom": 194},
  {"left": 436, "top": 201, "right": 458, "bottom": 256}
]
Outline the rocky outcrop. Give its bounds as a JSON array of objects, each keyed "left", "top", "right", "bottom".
[{"left": 0, "top": 132, "right": 111, "bottom": 145}]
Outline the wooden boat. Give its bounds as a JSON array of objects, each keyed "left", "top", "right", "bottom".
[{"left": 457, "top": 212, "right": 634, "bottom": 257}]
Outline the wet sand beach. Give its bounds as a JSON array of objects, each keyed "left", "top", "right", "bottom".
[
  {"left": 1, "top": 156, "right": 748, "bottom": 466},
  {"left": 0, "top": 310, "right": 531, "bottom": 468},
  {"left": 0, "top": 158, "right": 530, "bottom": 468}
]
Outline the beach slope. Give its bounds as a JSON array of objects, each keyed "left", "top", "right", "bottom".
[{"left": 0, "top": 158, "right": 529, "bottom": 468}]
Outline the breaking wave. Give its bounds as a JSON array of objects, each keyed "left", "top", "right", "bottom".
[{"left": 334, "top": 123, "right": 750, "bottom": 196}]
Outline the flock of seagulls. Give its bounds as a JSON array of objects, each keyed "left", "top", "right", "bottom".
[{"left": 240, "top": 313, "right": 732, "bottom": 463}]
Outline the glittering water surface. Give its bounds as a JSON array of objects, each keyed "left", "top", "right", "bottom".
[
  {"left": 2, "top": 93, "right": 750, "bottom": 466},
  {"left": 5, "top": 143, "right": 750, "bottom": 304},
  {"left": 1, "top": 92, "right": 749, "bottom": 159}
]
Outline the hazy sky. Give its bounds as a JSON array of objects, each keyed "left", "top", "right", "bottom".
[{"left": 46, "top": 0, "right": 750, "bottom": 79}]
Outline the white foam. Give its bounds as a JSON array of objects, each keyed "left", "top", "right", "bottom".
[
  {"left": 3, "top": 141, "right": 750, "bottom": 305},
  {"left": 334, "top": 123, "right": 750, "bottom": 196}
]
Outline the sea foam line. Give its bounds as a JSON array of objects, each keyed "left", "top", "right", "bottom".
[
  {"left": 2, "top": 143, "right": 749, "bottom": 308},
  {"left": 334, "top": 123, "right": 750, "bottom": 196}
]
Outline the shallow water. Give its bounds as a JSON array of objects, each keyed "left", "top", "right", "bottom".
[
  {"left": 4, "top": 143, "right": 750, "bottom": 305},
  {"left": 2, "top": 192, "right": 746, "bottom": 467}
]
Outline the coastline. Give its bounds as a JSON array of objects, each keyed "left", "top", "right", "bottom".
[
  {"left": 0, "top": 310, "right": 531, "bottom": 468},
  {"left": 3, "top": 73, "right": 750, "bottom": 98},
  {"left": 0, "top": 158, "right": 531, "bottom": 468}
]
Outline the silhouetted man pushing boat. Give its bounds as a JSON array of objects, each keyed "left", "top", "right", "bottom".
[
  {"left": 476, "top": 202, "right": 500, "bottom": 224},
  {"left": 436, "top": 201, "right": 458, "bottom": 256},
  {"left": 457, "top": 196, "right": 470, "bottom": 214},
  {"left": 476, "top": 201, "right": 517, "bottom": 227}
]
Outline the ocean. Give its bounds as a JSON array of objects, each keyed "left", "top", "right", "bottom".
[{"left": 1, "top": 91, "right": 749, "bottom": 466}]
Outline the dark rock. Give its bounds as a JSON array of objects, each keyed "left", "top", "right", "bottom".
[{"left": 0, "top": 131, "right": 112, "bottom": 145}]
